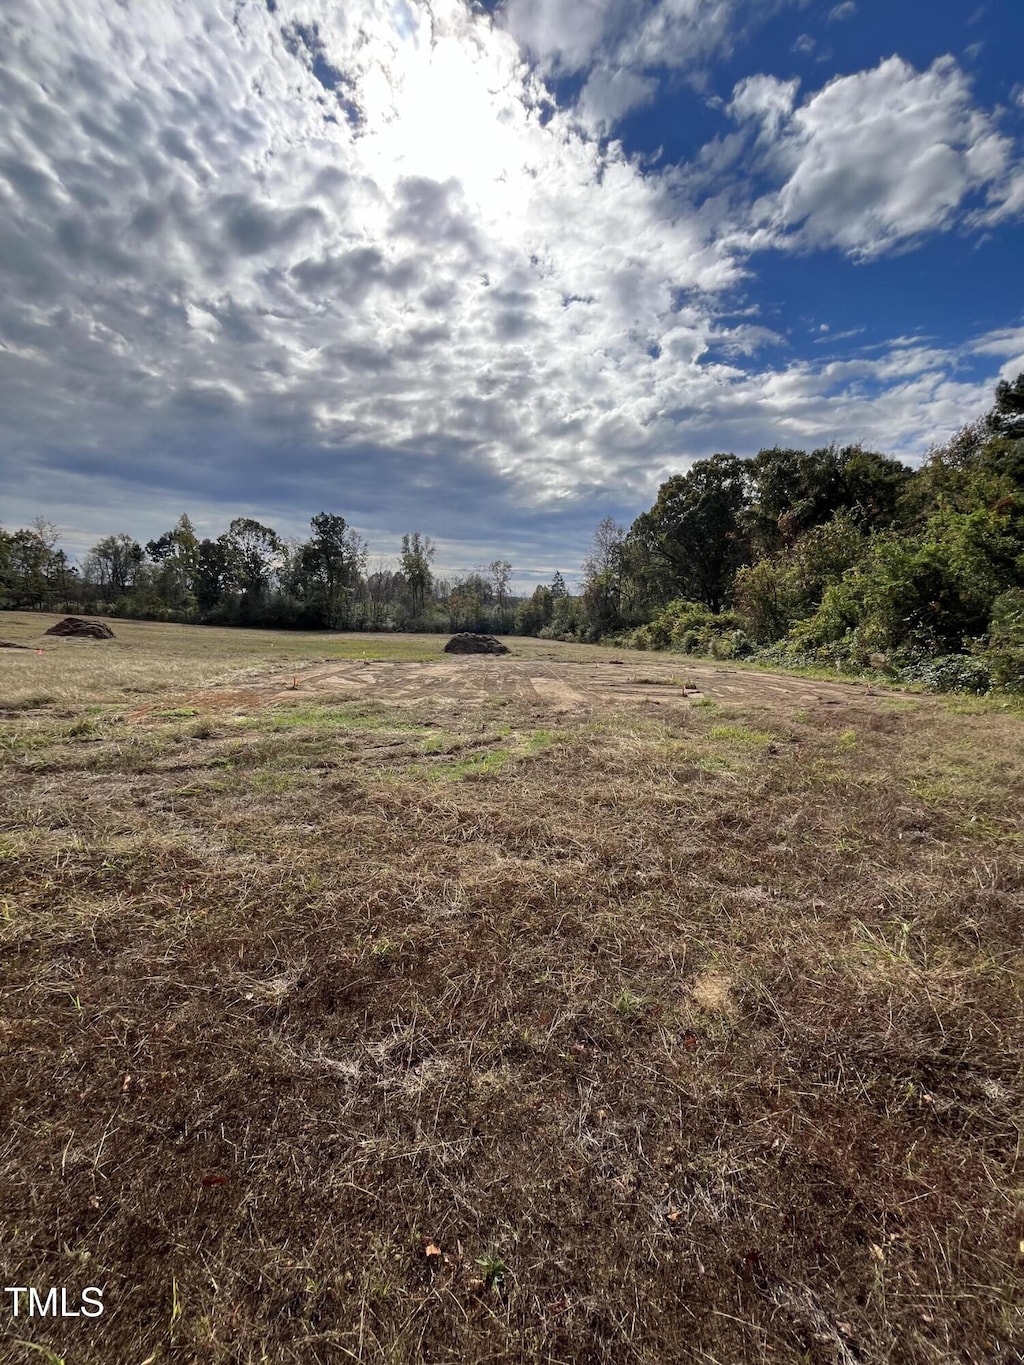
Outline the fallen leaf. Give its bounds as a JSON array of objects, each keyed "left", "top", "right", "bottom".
[{"left": 424, "top": 1242, "right": 442, "bottom": 1258}]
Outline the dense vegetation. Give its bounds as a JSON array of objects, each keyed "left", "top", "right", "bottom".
[
  {"left": 3, "top": 374, "right": 1022, "bottom": 692},
  {"left": 523, "top": 374, "right": 1024, "bottom": 694}
]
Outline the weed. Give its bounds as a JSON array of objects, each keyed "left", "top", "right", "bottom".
[
  {"left": 612, "top": 987, "right": 649, "bottom": 1018},
  {"left": 475, "top": 1253, "right": 508, "bottom": 1290},
  {"left": 371, "top": 936, "right": 399, "bottom": 963},
  {"left": 15, "top": 1344, "right": 66, "bottom": 1365}
]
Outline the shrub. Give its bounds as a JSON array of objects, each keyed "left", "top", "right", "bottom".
[
  {"left": 628, "top": 601, "right": 751, "bottom": 657},
  {"left": 894, "top": 652, "right": 993, "bottom": 694}
]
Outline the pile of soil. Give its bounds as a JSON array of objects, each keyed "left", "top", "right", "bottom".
[
  {"left": 44, "top": 617, "right": 115, "bottom": 640},
  {"left": 443, "top": 633, "right": 509, "bottom": 656}
]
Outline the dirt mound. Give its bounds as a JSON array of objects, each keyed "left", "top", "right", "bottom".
[
  {"left": 0, "top": 641, "right": 32, "bottom": 650},
  {"left": 443, "top": 633, "right": 509, "bottom": 656},
  {"left": 44, "top": 616, "right": 115, "bottom": 640}
]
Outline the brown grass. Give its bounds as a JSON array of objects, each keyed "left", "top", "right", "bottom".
[{"left": 1, "top": 612, "right": 1022, "bottom": 1363}]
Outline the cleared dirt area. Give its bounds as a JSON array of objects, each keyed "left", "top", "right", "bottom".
[
  {"left": 1, "top": 615, "right": 1022, "bottom": 1364},
  {"left": 121, "top": 637, "right": 917, "bottom": 722}
]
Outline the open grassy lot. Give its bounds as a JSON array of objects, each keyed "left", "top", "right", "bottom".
[{"left": 1, "top": 613, "right": 1022, "bottom": 1363}]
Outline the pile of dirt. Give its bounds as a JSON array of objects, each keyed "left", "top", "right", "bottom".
[
  {"left": 44, "top": 617, "right": 115, "bottom": 640},
  {"left": 443, "top": 633, "right": 509, "bottom": 656}
]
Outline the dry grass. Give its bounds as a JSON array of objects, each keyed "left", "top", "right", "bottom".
[{"left": 1, "top": 613, "right": 1022, "bottom": 1364}]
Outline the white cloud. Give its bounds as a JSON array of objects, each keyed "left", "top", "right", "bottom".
[
  {"left": 578, "top": 65, "right": 658, "bottom": 132},
  {"left": 729, "top": 56, "right": 1020, "bottom": 257},
  {"left": 828, "top": 2, "right": 857, "bottom": 21},
  {"left": 968, "top": 325, "right": 1024, "bottom": 379},
  {"left": 728, "top": 74, "right": 799, "bottom": 139},
  {"left": 0, "top": 0, "right": 757, "bottom": 537},
  {"left": 0, "top": 0, "right": 1019, "bottom": 571},
  {"left": 501, "top": 0, "right": 801, "bottom": 124}
]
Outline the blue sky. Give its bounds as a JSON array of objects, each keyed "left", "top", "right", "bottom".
[{"left": 1, "top": 0, "right": 1022, "bottom": 589}]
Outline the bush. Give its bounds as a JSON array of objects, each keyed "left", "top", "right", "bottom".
[
  {"left": 893, "top": 652, "right": 993, "bottom": 694},
  {"left": 628, "top": 601, "right": 752, "bottom": 657}
]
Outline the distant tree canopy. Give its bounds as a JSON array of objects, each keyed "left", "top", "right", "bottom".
[{"left": 4, "top": 372, "right": 1021, "bottom": 692}]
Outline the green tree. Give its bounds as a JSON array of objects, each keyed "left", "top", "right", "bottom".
[
  {"left": 515, "top": 584, "right": 553, "bottom": 635},
  {"left": 9, "top": 529, "right": 52, "bottom": 609},
  {"left": 986, "top": 372, "right": 1024, "bottom": 443},
  {"left": 400, "top": 532, "right": 435, "bottom": 620},
  {"left": 735, "top": 514, "right": 866, "bottom": 644},
  {"left": 84, "top": 533, "right": 144, "bottom": 599},
  {"left": 489, "top": 559, "right": 512, "bottom": 631},
  {"left": 747, "top": 445, "right": 910, "bottom": 552},
  {"left": 224, "top": 518, "right": 282, "bottom": 607},
  {"left": 145, "top": 514, "right": 200, "bottom": 615},
  {"left": 194, "top": 538, "right": 234, "bottom": 614},
  {"left": 289, "top": 513, "right": 367, "bottom": 629},
  {"left": 581, "top": 516, "right": 625, "bottom": 636},
  {"left": 0, "top": 527, "right": 12, "bottom": 608},
  {"left": 631, "top": 454, "right": 749, "bottom": 613},
  {"left": 800, "top": 501, "right": 1023, "bottom": 658}
]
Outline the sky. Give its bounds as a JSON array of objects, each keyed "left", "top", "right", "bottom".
[{"left": 1, "top": 0, "right": 1023, "bottom": 589}]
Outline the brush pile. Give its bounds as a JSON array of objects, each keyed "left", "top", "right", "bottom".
[{"left": 44, "top": 617, "right": 115, "bottom": 639}]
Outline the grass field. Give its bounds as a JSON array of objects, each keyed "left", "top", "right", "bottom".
[{"left": 1, "top": 612, "right": 1022, "bottom": 1363}]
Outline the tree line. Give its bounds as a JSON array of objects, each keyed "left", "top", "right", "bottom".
[
  {"left": 0, "top": 512, "right": 523, "bottom": 636},
  {"left": 2, "top": 373, "right": 1021, "bottom": 691},
  {"left": 521, "top": 373, "right": 1024, "bottom": 693}
]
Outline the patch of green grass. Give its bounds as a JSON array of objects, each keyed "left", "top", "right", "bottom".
[
  {"left": 370, "top": 936, "right": 401, "bottom": 964},
  {"left": 941, "top": 693, "right": 1024, "bottom": 716},
  {"left": 612, "top": 987, "right": 650, "bottom": 1018},
  {"left": 250, "top": 770, "right": 304, "bottom": 794},
  {"left": 425, "top": 748, "right": 511, "bottom": 782},
  {"left": 522, "top": 727, "right": 569, "bottom": 753},
  {"left": 412, "top": 728, "right": 567, "bottom": 781},
  {"left": 697, "top": 755, "right": 731, "bottom": 772},
  {"left": 237, "top": 703, "right": 425, "bottom": 736},
  {"left": 708, "top": 723, "right": 774, "bottom": 746}
]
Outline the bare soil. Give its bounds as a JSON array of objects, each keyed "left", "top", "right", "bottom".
[{"left": 128, "top": 647, "right": 917, "bottom": 723}]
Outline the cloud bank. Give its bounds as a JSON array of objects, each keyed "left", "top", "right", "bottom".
[{"left": 0, "top": 0, "right": 1021, "bottom": 577}]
